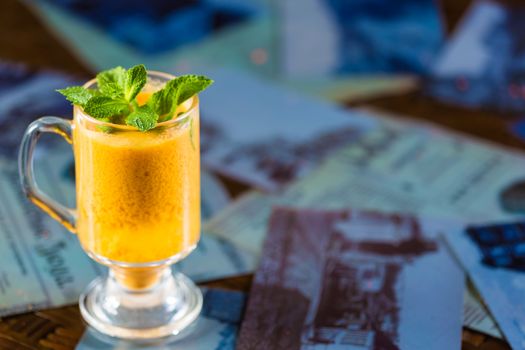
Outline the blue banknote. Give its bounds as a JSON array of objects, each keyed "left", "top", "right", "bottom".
[
  {"left": 30, "top": 0, "right": 266, "bottom": 55},
  {"left": 429, "top": 0, "right": 525, "bottom": 112},
  {"left": 446, "top": 223, "right": 525, "bottom": 350},
  {"left": 281, "top": 0, "right": 444, "bottom": 77}
]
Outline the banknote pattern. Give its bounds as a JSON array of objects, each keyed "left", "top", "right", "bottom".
[
  {"left": 34, "top": 0, "right": 264, "bottom": 55},
  {"left": 198, "top": 68, "right": 377, "bottom": 191},
  {"left": 205, "top": 111, "right": 525, "bottom": 255},
  {"left": 237, "top": 208, "right": 464, "bottom": 350},
  {"left": 462, "top": 283, "right": 503, "bottom": 339},
  {"left": 429, "top": 0, "right": 525, "bottom": 112},
  {"left": 281, "top": 0, "right": 443, "bottom": 77},
  {"left": 446, "top": 223, "right": 525, "bottom": 350}
]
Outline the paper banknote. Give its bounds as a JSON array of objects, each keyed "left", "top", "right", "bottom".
[
  {"left": 205, "top": 111, "right": 525, "bottom": 255},
  {"left": 445, "top": 222, "right": 525, "bottom": 349},
  {"left": 429, "top": 0, "right": 525, "bottom": 112},
  {"left": 237, "top": 208, "right": 464, "bottom": 350},
  {"left": 0, "top": 61, "right": 75, "bottom": 155},
  {"left": 76, "top": 288, "right": 246, "bottom": 350},
  {"left": 283, "top": 75, "right": 418, "bottom": 103},
  {"left": 31, "top": 0, "right": 267, "bottom": 55},
  {"left": 201, "top": 171, "right": 231, "bottom": 222},
  {"left": 463, "top": 282, "right": 503, "bottom": 339},
  {"left": 203, "top": 110, "right": 523, "bottom": 338},
  {"left": 24, "top": 0, "right": 272, "bottom": 73},
  {"left": 198, "top": 68, "right": 377, "bottom": 191},
  {"left": 280, "top": 0, "right": 444, "bottom": 77}
]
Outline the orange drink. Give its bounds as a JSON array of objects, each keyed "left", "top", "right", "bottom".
[
  {"left": 20, "top": 67, "right": 209, "bottom": 339},
  {"left": 73, "top": 92, "right": 200, "bottom": 265}
]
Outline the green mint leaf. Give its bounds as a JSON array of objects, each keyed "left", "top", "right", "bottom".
[
  {"left": 124, "top": 64, "right": 147, "bottom": 102},
  {"left": 56, "top": 86, "right": 96, "bottom": 107},
  {"left": 84, "top": 96, "right": 129, "bottom": 119},
  {"left": 172, "top": 75, "right": 213, "bottom": 107},
  {"left": 148, "top": 75, "right": 213, "bottom": 121},
  {"left": 96, "top": 66, "right": 126, "bottom": 98},
  {"left": 148, "top": 79, "right": 178, "bottom": 117},
  {"left": 126, "top": 104, "right": 158, "bottom": 131}
]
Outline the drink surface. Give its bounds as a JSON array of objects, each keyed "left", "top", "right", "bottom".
[{"left": 73, "top": 91, "right": 200, "bottom": 264}]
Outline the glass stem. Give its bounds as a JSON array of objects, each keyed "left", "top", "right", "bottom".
[{"left": 111, "top": 265, "right": 170, "bottom": 291}]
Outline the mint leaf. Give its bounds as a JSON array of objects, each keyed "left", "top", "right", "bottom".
[
  {"left": 84, "top": 96, "right": 129, "bottom": 119},
  {"left": 57, "top": 86, "right": 96, "bottom": 107},
  {"left": 124, "top": 64, "right": 147, "bottom": 102},
  {"left": 126, "top": 104, "right": 158, "bottom": 131},
  {"left": 97, "top": 66, "right": 125, "bottom": 98},
  {"left": 148, "top": 75, "right": 213, "bottom": 121},
  {"left": 148, "top": 79, "right": 178, "bottom": 117},
  {"left": 172, "top": 75, "right": 213, "bottom": 107}
]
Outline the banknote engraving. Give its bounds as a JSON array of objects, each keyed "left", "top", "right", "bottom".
[{"left": 237, "top": 208, "right": 463, "bottom": 350}]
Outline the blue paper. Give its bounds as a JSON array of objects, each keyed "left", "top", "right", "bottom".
[
  {"left": 0, "top": 61, "right": 75, "bottom": 155},
  {"left": 429, "top": 0, "right": 525, "bottom": 112},
  {"left": 446, "top": 223, "right": 525, "bottom": 350},
  {"left": 281, "top": 0, "right": 444, "bottom": 77},
  {"left": 32, "top": 0, "right": 266, "bottom": 54}
]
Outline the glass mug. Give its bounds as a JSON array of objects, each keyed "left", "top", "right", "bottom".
[{"left": 18, "top": 71, "right": 202, "bottom": 340}]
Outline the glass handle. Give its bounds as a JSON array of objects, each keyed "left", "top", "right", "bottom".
[{"left": 18, "top": 116, "right": 77, "bottom": 233}]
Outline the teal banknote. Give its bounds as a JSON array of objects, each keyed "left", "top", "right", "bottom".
[{"left": 205, "top": 111, "right": 525, "bottom": 255}]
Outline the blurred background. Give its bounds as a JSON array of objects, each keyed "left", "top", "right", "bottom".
[
  {"left": 0, "top": 0, "right": 524, "bottom": 349},
  {"left": 2, "top": 0, "right": 525, "bottom": 148}
]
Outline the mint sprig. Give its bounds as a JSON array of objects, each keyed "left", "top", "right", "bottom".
[
  {"left": 57, "top": 64, "right": 213, "bottom": 132},
  {"left": 148, "top": 75, "right": 212, "bottom": 122},
  {"left": 84, "top": 96, "right": 129, "bottom": 119},
  {"left": 126, "top": 104, "right": 157, "bottom": 132},
  {"left": 96, "top": 66, "right": 126, "bottom": 98},
  {"left": 57, "top": 86, "right": 97, "bottom": 106},
  {"left": 124, "top": 64, "right": 147, "bottom": 102}
]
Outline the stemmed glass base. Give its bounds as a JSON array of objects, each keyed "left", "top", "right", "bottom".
[{"left": 79, "top": 267, "right": 202, "bottom": 340}]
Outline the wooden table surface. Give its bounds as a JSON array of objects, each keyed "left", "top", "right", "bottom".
[{"left": 0, "top": 0, "right": 518, "bottom": 349}]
